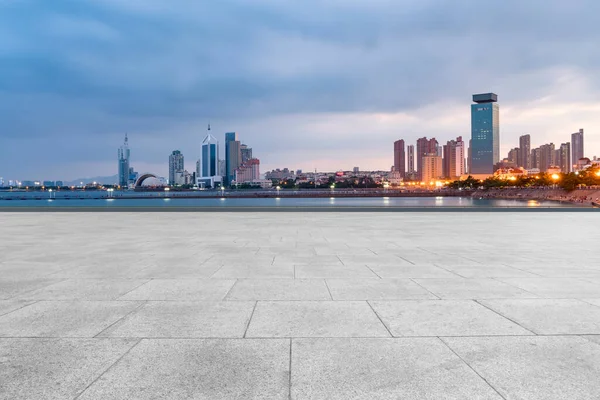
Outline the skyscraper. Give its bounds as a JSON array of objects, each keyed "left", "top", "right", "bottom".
[
  {"left": 519, "top": 134, "right": 531, "bottom": 169},
  {"left": 393, "top": 140, "right": 406, "bottom": 177},
  {"left": 199, "top": 125, "right": 221, "bottom": 188},
  {"left": 443, "top": 137, "right": 465, "bottom": 179},
  {"left": 407, "top": 145, "right": 415, "bottom": 175},
  {"left": 422, "top": 154, "right": 443, "bottom": 184},
  {"left": 531, "top": 148, "right": 541, "bottom": 170},
  {"left": 225, "top": 132, "right": 241, "bottom": 186},
  {"left": 416, "top": 137, "right": 438, "bottom": 181},
  {"left": 559, "top": 143, "right": 571, "bottom": 173},
  {"left": 539, "top": 143, "right": 555, "bottom": 172},
  {"left": 471, "top": 93, "right": 499, "bottom": 174},
  {"left": 571, "top": 129, "right": 584, "bottom": 169},
  {"left": 168, "top": 150, "right": 184, "bottom": 186},
  {"left": 117, "top": 134, "right": 130, "bottom": 187},
  {"left": 240, "top": 144, "right": 253, "bottom": 164}
]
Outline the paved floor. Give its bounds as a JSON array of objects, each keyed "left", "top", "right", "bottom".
[{"left": 1, "top": 212, "right": 600, "bottom": 399}]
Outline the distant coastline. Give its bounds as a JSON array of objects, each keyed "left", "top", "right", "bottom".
[{"left": 1, "top": 187, "right": 598, "bottom": 207}]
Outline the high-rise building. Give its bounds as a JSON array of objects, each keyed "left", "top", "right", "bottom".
[
  {"left": 571, "top": 129, "right": 584, "bottom": 170},
  {"left": 240, "top": 144, "right": 253, "bottom": 164},
  {"left": 225, "top": 132, "right": 241, "bottom": 186},
  {"left": 407, "top": 145, "right": 415, "bottom": 175},
  {"left": 235, "top": 159, "right": 260, "bottom": 183},
  {"left": 539, "top": 143, "right": 556, "bottom": 172},
  {"left": 117, "top": 134, "right": 130, "bottom": 187},
  {"left": 416, "top": 137, "right": 438, "bottom": 181},
  {"left": 519, "top": 134, "right": 531, "bottom": 169},
  {"left": 507, "top": 148, "right": 520, "bottom": 166},
  {"left": 353, "top": 167, "right": 359, "bottom": 174},
  {"left": 168, "top": 150, "right": 184, "bottom": 186},
  {"left": 198, "top": 126, "right": 222, "bottom": 188},
  {"left": 471, "top": 93, "right": 499, "bottom": 174},
  {"left": 559, "top": 143, "right": 571, "bottom": 173},
  {"left": 422, "top": 154, "right": 443, "bottom": 184},
  {"left": 393, "top": 140, "right": 406, "bottom": 177},
  {"left": 442, "top": 136, "right": 466, "bottom": 179},
  {"left": 531, "top": 148, "right": 541, "bottom": 170}
]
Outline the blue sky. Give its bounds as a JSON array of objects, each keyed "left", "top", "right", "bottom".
[{"left": 1, "top": 0, "right": 599, "bottom": 180}]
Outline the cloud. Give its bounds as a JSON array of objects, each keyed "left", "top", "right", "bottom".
[{"left": 0, "top": 0, "right": 599, "bottom": 179}]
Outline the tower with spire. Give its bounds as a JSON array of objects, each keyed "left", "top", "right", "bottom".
[
  {"left": 197, "top": 124, "right": 222, "bottom": 188},
  {"left": 118, "top": 133, "right": 130, "bottom": 187}
]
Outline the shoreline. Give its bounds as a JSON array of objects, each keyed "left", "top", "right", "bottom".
[{"left": 1, "top": 188, "right": 598, "bottom": 208}]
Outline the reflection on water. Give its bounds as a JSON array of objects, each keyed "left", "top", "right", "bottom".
[{"left": 0, "top": 196, "right": 576, "bottom": 208}]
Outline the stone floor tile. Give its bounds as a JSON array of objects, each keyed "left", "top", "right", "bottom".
[
  {"left": 16, "top": 279, "right": 148, "bottom": 300},
  {"left": 367, "top": 265, "right": 458, "bottom": 278},
  {"left": 291, "top": 338, "right": 503, "bottom": 399},
  {"left": 118, "top": 279, "right": 236, "bottom": 300},
  {"left": 294, "top": 265, "right": 378, "bottom": 279},
  {"left": 211, "top": 265, "right": 294, "bottom": 279},
  {"left": 77, "top": 339, "right": 290, "bottom": 400},
  {"left": 99, "top": 301, "right": 255, "bottom": 338},
  {"left": 414, "top": 278, "right": 538, "bottom": 299},
  {"left": 0, "top": 338, "right": 138, "bottom": 400},
  {"left": 246, "top": 301, "right": 390, "bottom": 338},
  {"left": 326, "top": 279, "right": 437, "bottom": 300},
  {"left": 0, "top": 300, "right": 142, "bottom": 337},
  {"left": 497, "top": 277, "right": 600, "bottom": 298},
  {"left": 0, "top": 300, "right": 35, "bottom": 316},
  {"left": 479, "top": 298, "right": 600, "bottom": 334},
  {"left": 225, "top": 279, "right": 331, "bottom": 300},
  {"left": 370, "top": 300, "right": 533, "bottom": 336},
  {"left": 443, "top": 336, "right": 600, "bottom": 400},
  {"left": 0, "top": 278, "right": 64, "bottom": 300}
]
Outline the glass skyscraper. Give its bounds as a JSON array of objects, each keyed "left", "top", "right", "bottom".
[{"left": 470, "top": 93, "right": 499, "bottom": 174}]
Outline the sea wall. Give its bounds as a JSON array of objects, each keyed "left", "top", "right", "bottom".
[{"left": 472, "top": 188, "right": 600, "bottom": 206}]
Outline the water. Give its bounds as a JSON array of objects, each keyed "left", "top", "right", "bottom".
[{"left": 0, "top": 196, "right": 571, "bottom": 208}]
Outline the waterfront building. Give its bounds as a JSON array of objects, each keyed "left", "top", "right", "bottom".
[
  {"left": 265, "top": 168, "right": 295, "bottom": 180},
  {"left": 416, "top": 137, "right": 438, "bottom": 181},
  {"left": 559, "top": 143, "right": 573, "bottom": 173},
  {"left": 225, "top": 132, "right": 241, "bottom": 186},
  {"left": 117, "top": 134, "right": 130, "bottom": 188},
  {"left": 442, "top": 136, "right": 466, "bottom": 179},
  {"left": 393, "top": 140, "right": 406, "bottom": 177},
  {"left": 234, "top": 158, "right": 260, "bottom": 184},
  {"left": 421, "top": 153, "right": 443, "bottom": 184},
  {"left": 198, "top": 126, "right": 222, "bottom": 188},
  {"left": 168, "top": 150, "right": 184, "bottom": 186},
  {"left": 571, "top": 129, "right": 584, "bottom": 170},
  {"left": 531, "top": 148, "right": 540, "bottom": 170},
  {"left": 470, "top": 93, "right": 499, "bottom": 174},
  {"left": 407, "top": 145, "right": 415, "bottom": 175},
  {"left": 519, "top": 134, "right": 531, "bottom": 169},
  {"left": 0, "top": 177, "right": 4, "bottom": 187},
  {"left": 539, "top": 143, "right": 556, "bottom": 172}
]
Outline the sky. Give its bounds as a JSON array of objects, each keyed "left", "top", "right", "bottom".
[{"left": 1, "top": 0, "right": 599, "bottom": 181}]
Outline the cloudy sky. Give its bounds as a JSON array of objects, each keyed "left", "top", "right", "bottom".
[{"left": 1, "top": 0, "right": 599, "bottom": 180}]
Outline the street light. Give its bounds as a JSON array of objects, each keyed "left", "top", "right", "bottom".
[
  {"left": 330, "top": 184, "right": 335, "bottom": 193},
  {"left": 107, "top": 188, "right": 114, "bottom": 198},
  {"left": 164, "top": 187, "right": 170, "bottom": 197},
  {"left": 48, "top": 188, "right": 53, "bottom": 199},
  {"left": 220, "top": 186, "right": 225, "bottom": 197},
  {"left": 551, "top": 173, "right": 560, "bottom": 189}
]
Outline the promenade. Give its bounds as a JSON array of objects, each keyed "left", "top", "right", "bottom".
[{"left": 1, "top": 212, "right": 600, "bottom": 399}]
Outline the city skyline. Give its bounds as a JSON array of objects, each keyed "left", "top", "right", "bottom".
[{"left": 1, "top": 1, "right": 600, "bottom": 180}]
